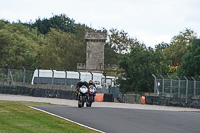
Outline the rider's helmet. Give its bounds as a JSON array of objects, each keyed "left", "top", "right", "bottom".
[{"left": 89, "top": 80, "right": 93, "bottom": 84}]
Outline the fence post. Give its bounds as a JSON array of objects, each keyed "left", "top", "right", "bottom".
[
  {"left": 50, "top": 68, "right": 54, "bottom": 90},
  {"left": 90, "top": 71, "right": 93, "bottom": 80},
  {"left": 152, "top": 74, "right": 157, "bottom": 96},
  {"left": 6, "top": 64, "right": 10, "bottom": 86},
  {"left": 35, "top": 67, "right": 39, "bottom": 89},
  {"left": 64, "top": 70, "right": 67, "bottom": 90},
  {"left": 160, "top": 75, "right": 164, "bottom": 96},
  {"left": 191, "top": 77, "right": 196, "bottom": 99},
  {"left": 22, "top": 66, "right": 26, "bottom": 87},
  {"left": 184, "top": 76, "right": 188, "bottom": 98},
  {"left": 168, "top": 75, "right": 172, "bottom": 98},
  {"left": 176, "top": 76, "right": 180, "bottom": 98},
  {"left": 103, "top": 72, "right": 106, "bottom": 84},
  {"left": 77, "top": 71, "right": 81, "bottom": 81}
]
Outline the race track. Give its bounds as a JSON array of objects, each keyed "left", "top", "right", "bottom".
[
  {"left": 30, "top": 105, "right": 200, "bottom": 133},
  {"left": 1, "top": 94, "right": 200, "bottom": 133}
]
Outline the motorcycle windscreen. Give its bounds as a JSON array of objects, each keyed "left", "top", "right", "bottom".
[
  {"left": 79, "top": 85, "right": 88, "bottom": 93},
  {"left": 89, "top": 85, "right": 96, "bottom": 92}
]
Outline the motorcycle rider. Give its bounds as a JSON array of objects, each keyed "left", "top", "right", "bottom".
[
  {"left": 75, "top": 81, "right": 89, "bottom": 100},
  {"left": 88, "top": 80, "right": 96, "bottom": 87},
  {"left": 88, "top": 80, "right": 97, "bottom": 99}
]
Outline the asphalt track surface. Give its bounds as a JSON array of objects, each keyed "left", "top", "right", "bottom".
[
  {"left": 31, "top": 105, "right": 200, "bottom": 133},
  {"left": 1, "top": 94, "right": 200, "bottom": 133}
]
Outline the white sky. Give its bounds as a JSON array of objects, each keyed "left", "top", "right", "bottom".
[{"left": 0, "top": 0, "right": 200, "bottom": 48}]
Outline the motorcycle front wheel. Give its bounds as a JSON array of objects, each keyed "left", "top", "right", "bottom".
[
  {"left": 78, "top": 96, "right": 84, "bottom": 108},
  {"left": 78, "top": 102, "right": 82, "bottom": 108},
  {"left": 86, "top": 96, "right": 93, "bottom": 107}
]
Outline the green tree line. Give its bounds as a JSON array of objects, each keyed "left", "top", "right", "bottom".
[
  {"left": 0, "top": 14, "right": 200, "bottom": 93},
  {"left": 0, "top": 14, "right": 89, "bottom": 70}
]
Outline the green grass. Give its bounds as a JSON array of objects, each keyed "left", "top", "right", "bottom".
[
  {"left": 182, "top": 111, "right": 200, "bottom": 113},
  {"left": 0, "top": 101, "right": 98, "bottom": 133}
]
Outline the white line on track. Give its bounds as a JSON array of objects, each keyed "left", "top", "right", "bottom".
[{"left": 28, "top": 106, "right": 105, "bottom": 133}]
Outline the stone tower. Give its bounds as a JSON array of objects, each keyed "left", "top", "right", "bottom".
[{"left": 85, "top": 30, "right": 107, "bottom": 72}]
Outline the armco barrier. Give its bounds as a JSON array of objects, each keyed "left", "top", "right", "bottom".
[
  {"left": 0, "top": 85, "right": 115, "bottom": 102},
  {"left": 0, "top": 85, "right": 75, "bottom": 100},
  {"left": 145, "top": 96, "right": 200, "bottom": 109},
  {"left": 104, "top": 93, "right": 114, "bottom": 102}
]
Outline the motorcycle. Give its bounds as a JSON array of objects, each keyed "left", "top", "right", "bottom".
[
  {"left": 86, "top": 85, "right": 97, "bottom": 107},
  {"left": 77, "top": 85, "right": 89, "bottom": 108}
]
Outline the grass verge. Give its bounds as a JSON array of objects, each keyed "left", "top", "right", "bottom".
[
  {"left": 0, "top": 100, "right": 98, "bottom": 133},
  {"left": 182, "top": 111, "right": 200, "bottom": 113}
]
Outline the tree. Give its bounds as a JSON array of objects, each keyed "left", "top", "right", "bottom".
[
  {"left": 36, "top": 28, "right": 86, "bottom": 70},
  {"left": 163, "top": 29, "right": 197, "bottom": 66},
  {"left": 0, "top": 21, "right": 41, "bottom": 69},
  {"left": 155, "top": 42, "right": 169, "bottom": 52},
  {"left": 105, "top": 28, "right": 140, "bottom": 67},
  {"left": 104, "top": 42, "right": 119, "bottom": 65},
  {"left": 108, "top": 28, "right": 139, "bottom": 54},
  {"left": 29, "top": 14, "right": 79, "bottom": 35},
  {"left": 118, "top": 44, "right": 168, "bottom": 93},
  {"left": 177, "top": 39, "right": 200, "bottom": 77}
]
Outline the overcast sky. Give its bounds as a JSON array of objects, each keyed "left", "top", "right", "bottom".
[{"left": 0, "top": 0, "right": 200, "bottom": 48}]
